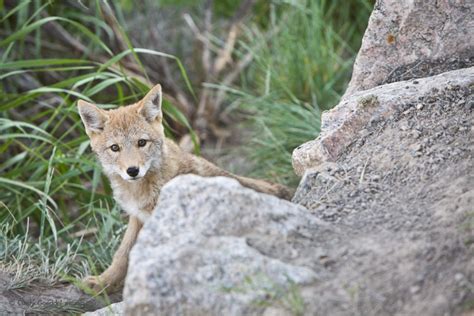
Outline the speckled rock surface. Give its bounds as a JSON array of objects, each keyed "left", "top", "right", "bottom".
[
  {"left": 344, "top": 0, "right": 474, "bottom": 97},
  {"left": 292, "top": 67, "right": 474, "bottom": 176},
  {"left": 83, "top": 302, "right": 124, "bottom": 316},
  {"left": 124, "top": 175, "right": 334, "bottom": 316},
  {"left": 291, "top": 77, "right": 473, "bottom": 315}
]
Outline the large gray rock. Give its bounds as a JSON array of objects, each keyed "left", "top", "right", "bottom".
[
  {"left": 292, "top": 66, "right": 474, "bottom": 176},
  {"left": 124, "top": 175, "right": 335, "bottom": 315},
  {"left": 83, "top": 302, "right": 124, "bottom": 316},
  {"left": 344, "top": 0, "right": 474, "bottom": 97},
  {"left": 291, "top": 75, "right": 474, "bottom": 315}
]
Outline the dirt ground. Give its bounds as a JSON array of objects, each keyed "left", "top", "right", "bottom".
[
  {"left": 0, "top": 270, "right": 122, "bottom": 314},
  {"left": 293, "top": 82, "right": 474, "bottom": 315}
]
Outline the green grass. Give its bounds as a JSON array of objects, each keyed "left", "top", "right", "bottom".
[{"left": 224, "top": 0, "right": 372, "bottom": 186}]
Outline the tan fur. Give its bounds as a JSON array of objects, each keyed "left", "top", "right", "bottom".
[{"left": 78, "top": 84, "right": 294, "bottom": 293}]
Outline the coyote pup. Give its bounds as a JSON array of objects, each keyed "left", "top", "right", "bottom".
[{"left": 78, "top": 84, "right": 293, "bottom": 292}]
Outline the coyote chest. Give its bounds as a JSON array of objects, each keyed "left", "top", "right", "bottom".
[{"left": 112, "top": 181, "right": 159, "bottom": 223}]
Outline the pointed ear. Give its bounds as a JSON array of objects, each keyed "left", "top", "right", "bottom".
[
  {"left": 139, "top": 84, "right": 162, "bottom": 122},
  {"left": 77, "top": 100, "right": 108, "bottom": 135}
]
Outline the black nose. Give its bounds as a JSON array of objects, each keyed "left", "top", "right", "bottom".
[{"left": 126, "top": 166, "right": 139, "bottom": 177}]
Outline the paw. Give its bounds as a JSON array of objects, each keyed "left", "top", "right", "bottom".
[{"left": 82, "top": 275, "right": 111, "bottom": 294}]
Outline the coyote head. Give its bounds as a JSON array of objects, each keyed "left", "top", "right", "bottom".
[{"left": 78, "top": 84, "right": 164, "bottom": 181}]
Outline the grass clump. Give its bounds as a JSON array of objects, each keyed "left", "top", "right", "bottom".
[{"left": 231, "top": 0, "right": 372, "bottom": 185}]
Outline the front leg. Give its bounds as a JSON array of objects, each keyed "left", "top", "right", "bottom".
[{"left": 83, "top": 216, "right": 143, "bottom": 293}]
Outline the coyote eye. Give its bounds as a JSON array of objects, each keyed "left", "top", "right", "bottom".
[
  {"left": 110, "top": 144, "right": 120, "bottom": 152},
  {"left": 138, "top": 139, "right": 147, "bottom": 147}
]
